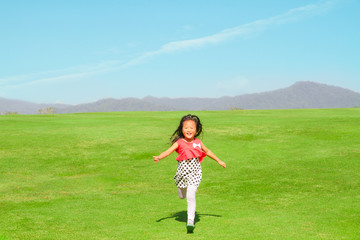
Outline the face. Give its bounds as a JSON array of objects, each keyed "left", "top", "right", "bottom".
[{"left": 182, "top": 120, "right": 197, "bottom": 141}]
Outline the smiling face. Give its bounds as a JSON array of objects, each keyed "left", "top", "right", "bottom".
[{"left": 182, "top": 120, "right": 197, "bottom": 142}]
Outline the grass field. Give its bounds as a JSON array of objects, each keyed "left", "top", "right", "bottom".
[{"left": 0, "top": 109, "right": 359, "bottom": 239}]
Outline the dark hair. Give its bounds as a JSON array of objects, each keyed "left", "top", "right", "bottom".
[{"left": 170, "top": 114, "right": 203, "bottom": 144}]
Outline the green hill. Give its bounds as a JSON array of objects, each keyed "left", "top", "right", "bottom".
[{"left": 0, "top": 109, "right": 359, "bottom": 239}]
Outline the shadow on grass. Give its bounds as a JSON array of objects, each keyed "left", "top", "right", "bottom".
[{"left": 156, "top": 211, "right": 221, "bottom": 224}]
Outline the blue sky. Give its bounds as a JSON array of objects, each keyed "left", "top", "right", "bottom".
[{"left": 0, "top": 0, "right": 359, "bottom": 104}]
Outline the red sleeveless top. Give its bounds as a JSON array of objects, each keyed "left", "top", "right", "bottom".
[{"left": 176, "top": 138, "right": 207, "bottom": 163}]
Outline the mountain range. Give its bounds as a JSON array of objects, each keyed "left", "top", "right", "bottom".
[{"left": 1, "top": 81, "right": 360, "bottom": 114}]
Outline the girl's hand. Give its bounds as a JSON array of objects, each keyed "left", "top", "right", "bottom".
[
  {"left": 153, "top": 156, "right": 160, "bottom": 163},
  {"left": 218, "top": 160, "right": 226, "bottom": 168}
]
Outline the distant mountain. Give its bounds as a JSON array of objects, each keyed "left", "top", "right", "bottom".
[
  {"left": 55, "top": 98, "right": 176, "bottom": 113},
  {"left": 138, "top": 81, "right": 360, "bottom": 110},
  {"left": 231, "top": 81, "right": 360, "bottom": 110},
  {"left": 0, "top": 97, "right": 70, "bottom": 114},
  {"left": 1, "top": 81, "right": 360, "bottom": 114}
]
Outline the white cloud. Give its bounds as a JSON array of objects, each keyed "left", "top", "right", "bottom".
[
  {"left": 122, "top": 1, "right": 335, "bottom": 67},
  {"left": 1, "top": 1, "right": 335, "bottom": 89},
  {"left": 0, "top": 60, "right": 120, "bottom": 89}
]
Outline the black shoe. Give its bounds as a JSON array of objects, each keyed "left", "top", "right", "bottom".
[{"left": 187, "top": 224, "right": 195, "bottom": 234}]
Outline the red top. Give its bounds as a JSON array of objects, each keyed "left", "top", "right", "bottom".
[{"left": 176, "top": 138, "right": 207, "bottom": 163}]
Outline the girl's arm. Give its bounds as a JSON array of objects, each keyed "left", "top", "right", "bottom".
[
  {"left": 153, "top": 142, "right": 179, "bottom": 163},
  {"left": 201, "top": 142, "right": 226, "bottom": 168}
]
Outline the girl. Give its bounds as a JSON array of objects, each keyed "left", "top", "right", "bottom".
[{"left": 153, "top": 114, "right": 226, "bottom": 233}]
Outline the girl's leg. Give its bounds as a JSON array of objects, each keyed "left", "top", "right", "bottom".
[
  {"left": 178, "top": 187, "right": 187, "bottom": 199},
  {"left": 186, "top": 185, "right": 198, "bottom": 225}
]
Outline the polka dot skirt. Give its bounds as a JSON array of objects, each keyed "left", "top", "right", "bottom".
[{"left": 174, "top": 158, "right": 202, "bottom": 188}]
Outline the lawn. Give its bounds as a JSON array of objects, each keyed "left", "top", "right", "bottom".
[{"left": 0, "top": 109, "right": 359, "bottom": 239}]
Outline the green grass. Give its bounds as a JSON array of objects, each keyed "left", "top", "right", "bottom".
[{"left": 0, "top": 109, "right": 359, "bottom": 239}]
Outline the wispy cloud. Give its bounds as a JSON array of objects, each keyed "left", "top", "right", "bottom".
[
  {"left": 0, "top": 60, "right": 121, "bottom": 89},
  {"left": 1, "top": 1, "right": 335, "bottom": 89},
  {"left": 123, "top": 0, "right": 335, "bottom": 67}
]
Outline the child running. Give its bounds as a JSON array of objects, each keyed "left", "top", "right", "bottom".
[{"left": 153, "top": 114, "right": 226, "bottom": 233}]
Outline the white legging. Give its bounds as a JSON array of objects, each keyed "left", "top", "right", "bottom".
[{"left": 178, "top": 185, "right": 198, "bottom": 224}]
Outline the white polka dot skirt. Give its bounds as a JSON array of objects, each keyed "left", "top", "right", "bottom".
[{"left": 174, "top": 158, "right": 202, "bottom": 188}]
